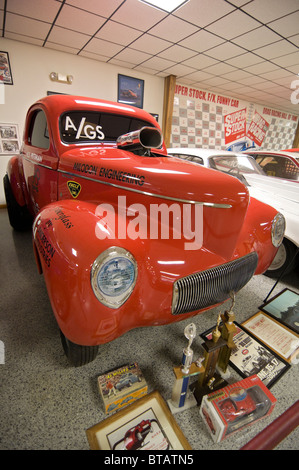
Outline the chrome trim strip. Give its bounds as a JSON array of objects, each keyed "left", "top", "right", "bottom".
[
  {"left": 23, "top": 156, "right": 53, "bottom": 170},
  {"left": 58, "top": 169, "right": 232, "bottom": 208}
]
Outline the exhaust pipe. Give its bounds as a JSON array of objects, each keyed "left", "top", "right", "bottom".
[{"left": 117, "top": 127, "right": 162, "bottom": 152}]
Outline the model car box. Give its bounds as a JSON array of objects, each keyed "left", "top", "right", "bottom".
[
  {"left": 199, "top": 375, "right": 276, "bottom": 443},
  {"left": 98, "top": 363, "right": 148, "bottom": 414}
]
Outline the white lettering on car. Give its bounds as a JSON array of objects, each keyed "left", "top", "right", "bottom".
[{"left": 64, "top": 116, "right": 105, "bottom": 140}]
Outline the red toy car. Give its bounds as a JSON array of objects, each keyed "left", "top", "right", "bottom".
[
  {"left": 219, "top": 387, "right": 256, "bottom": 423},
  {"left": 3, "top": 95, "right": 285, "bottom": 366}
]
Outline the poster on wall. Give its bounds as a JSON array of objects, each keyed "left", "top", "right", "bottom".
[
  {"left": 247, "top": 111, "right": 269, "bottom": 146},
  {"left": 171, "top": 83, "right": 298, "bottom": 150},
  {"left": 118, "top": 74, "right": 144, "bottom": 109},
  {"left": 0, "top": 124, "right": 20, "bottom": 154},
  {"left": 0, "top": 52, "right": 13, "bottom": 85},
  {"left": 224, "top": 108, "right": 247, "bottom": 145}
]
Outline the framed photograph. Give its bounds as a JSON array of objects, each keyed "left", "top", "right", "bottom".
[
  {"left": 86, "top": 390, "right": 191, "bottom": 450},
  {"left": 242, "top": 312, "right": 299, "bottom": 363},
  {"left": 260, "top": 288, "right": 299, "bottom": 334},
  {"left": 0, "top": 52, "right": 13, "bottom": 85},
  {"left": 201, "top": 322, "right": 290, "bottom": 388},
  {"left": 0, "top": 123, "right": 20, "bottom": 155},
  {"left": 118, "top": 74, "right": 144, "bottom": 109}
]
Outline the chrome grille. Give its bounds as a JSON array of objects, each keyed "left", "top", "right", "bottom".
[{"left": 172, "top": 252, "right": 258, "bottom": 315}]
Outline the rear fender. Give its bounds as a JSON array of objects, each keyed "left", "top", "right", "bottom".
[{"left": 6, "top": 156, "right": 27, "bottom": 207}]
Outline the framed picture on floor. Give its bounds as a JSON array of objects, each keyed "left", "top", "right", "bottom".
[
  {"left": 86, "top": 390, "right": 191, "bottom": 450},
  {"left": 118, "top": 74, "right": 144, "bottom": 109},
  {"left": 201, "top": 322, "right": 290, "bottom": 388},
  {"left": 242, "top": 312, "right": 299, "bottom": 364},
  {"left": 260, "top": 288, "right": 299, "bottom": 334}
]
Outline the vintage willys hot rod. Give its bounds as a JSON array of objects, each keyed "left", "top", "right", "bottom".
[{"left": 4, "top": 95, "right": 285, "bottom": 366}]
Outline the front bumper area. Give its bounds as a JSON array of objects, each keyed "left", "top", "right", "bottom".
[{"left": 172, "top": 252, "right": 258, "bottom": 315}]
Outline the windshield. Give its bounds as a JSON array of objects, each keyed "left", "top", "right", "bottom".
[
  {"left": 209, "top": 155, "right": 265, "bottom": 176},
  {"left": 60, "top": 111, "right": 154, "bottom": 144}
]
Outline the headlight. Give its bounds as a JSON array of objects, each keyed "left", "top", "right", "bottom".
[
  {"left": 91, "top": 247, "right": 137, "bottom": 308},
  {"left": 271, "top": 213, "right": 285, "bottom": 247}
]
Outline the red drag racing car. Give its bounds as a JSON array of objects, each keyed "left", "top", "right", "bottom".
[{"left": 3, "top": 95, "right": 285, "bottom": 366}]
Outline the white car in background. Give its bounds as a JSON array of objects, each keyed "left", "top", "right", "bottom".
[
  {"left": 167, "top": 148, "right": 298, "bottom": 278},
  {"left": 244, "top": 149, "right": 299, "bottom": 182}
]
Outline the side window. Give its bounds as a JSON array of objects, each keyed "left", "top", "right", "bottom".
[{"left": 29, "top": 110, "right": 49, "bottom": 149}]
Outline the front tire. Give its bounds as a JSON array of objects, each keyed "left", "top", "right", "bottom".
[
  {"left": 60, "top": 330, "right": 99, "bottom": 366},
  {"left": 265, "top": 239, "right": 298, "bottom": 278}
]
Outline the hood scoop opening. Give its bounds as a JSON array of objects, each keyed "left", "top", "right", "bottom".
[{"left": 116, "top": 126, "right": 162, "bottom": 156}]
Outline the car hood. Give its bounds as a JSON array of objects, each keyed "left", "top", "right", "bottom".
[
  {"left": 59, "top": 146, "right": 249, "bottom": 209},
  {"left": 245, "top": 174, "right": 299, "bottom": 205}
]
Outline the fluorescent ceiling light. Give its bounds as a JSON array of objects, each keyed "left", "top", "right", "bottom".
[{"left": 139, "top": 0, "right": 189, "bottom": 13}]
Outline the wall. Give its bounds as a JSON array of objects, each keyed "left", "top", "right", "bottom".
[
  {"left": 170, "top": 83, "right": 298, "bottom": 151},
  {"left": 0, "top": 38, "right": 165, "bottom": 204}
]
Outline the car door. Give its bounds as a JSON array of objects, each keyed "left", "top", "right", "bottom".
[{"left": 22, "top": 107, "right": 58, "bottom": 214}]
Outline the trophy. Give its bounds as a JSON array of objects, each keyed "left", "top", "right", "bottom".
[
  {"left": 192, "top": 314, "right": 228, "bottom": 405},
  {"left": 168, "top": 323, "right": 203, "bottom": 413},
  {"left": 218, "top": 292, "right": 237, "bottom": 373}
]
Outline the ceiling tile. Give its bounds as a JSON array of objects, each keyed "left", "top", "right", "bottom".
[
  {"left": 148, "top": 14, "right": 198, "bottom": 43},
  {"left": 5, "top": 12, "right": 50, "bottom": 39},
  {"left": 111, "top": 0, "right": 167, "bottom": 31},
  {"left": 162, "top": 63, "right": 197, "bottom": 77},
  {"left": 244, "top": 60, "right": 280, "bottom": 74},
  {"left": 45, "top": 41, "right": 80, "bottom": 55},
  {"left": 180, "top": 70, "right": 214, "bottom": 82},
  {"left": 225, "top": 52, "right": 264, "bottom": 68},
  {"left": 5, "top": 31, "right": 44, "bottom": 46},
  {"left": 129, "top": 33, "right": 172, "bottom": 55},
  {"left": 7, "top": 0, "right": 60, "bottom": 23},
  {"left": 254, "top": 40, "right": 297, "bottom": 60},
  {"left": 288, "top": 34, "right": 299, "bottom": 47},
  {"left": 95, "top": 20, "right": 142, "bottom": 46},
  {"left": 269, "top": 11, "right": 299, "bottom": 38},
  {"left": 110, "top": 47, "right": 152, "bottom": 65},
  {"left": 241, "top": 0, "right": 299, "bottom": 24},
  {"left": 79, "top": 50, "right": 110, "bottom": 62},
  {"left": 174, "top": 0, "right": 235, "bottom": 28},
  {"left": 271, "top": 51, "right": 299, "bottom": 68},
  {"left": 232, "top": 26, "right": 282, "bottom": 50},
  {"left": 221, "top": 69, "right": 253, "bottom": 81},
  {"left": 182, "top": 53, "right": 218, "bottom": 69},
  {"left": 56, "top": 4, "right": 106, "bottom": 35},
  {"left": 82, "top": 36, "right": 124, "bottom": 56},
  {"left": 206, "top": 42, "right": 245, "bottom": 60},
  {"left": 206, "top": 10, "right": 260, "bottom": 40},
  {"left": 47, "top": 25, "right": 90, "bottom": 49},
  {"left": 203, "top": 62, "right": 237, "bottom": 75},
  {"left": 65, "top": 0, "right": 124, "bottom": 18},
  {"left": 140, "top": 55, "right": 176, "bottom": 71},
  {"left": 179, "top": 29, "right": 225, "bottom": 53},
  {"left": 199, "top": 76, "right": 232, "bottom": 87},
  {"left": 158, "top": 45, "right": 198, "bottom": 62}
]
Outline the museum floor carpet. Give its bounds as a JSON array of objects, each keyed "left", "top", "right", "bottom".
[{"left": 1, "top": 207, "right": 298, "bottom": 450}]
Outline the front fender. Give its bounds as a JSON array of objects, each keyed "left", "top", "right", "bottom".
[
  {"left": 32, "top": 199, "right": 139, "bottom": 346},
  {"left": 235, "top": 196, "right": 280, "bottom": 274}
]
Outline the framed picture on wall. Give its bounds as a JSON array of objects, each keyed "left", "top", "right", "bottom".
[
  {"left": 0, "top": 123, "right": 20, "bottom": 155},
  {"left": 118, "top": 74, "right": 144, "bottom": 109},
  {"left": 0, "top": 52, "right": 13, "bottom": 85}
]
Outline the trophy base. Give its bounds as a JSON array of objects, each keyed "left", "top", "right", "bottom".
[
  {"left": 191, "top": 373, "right": 228, "bottom": 406},
  {"left": 167, "top": 393, "right": 198, "bottom": 414}
]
